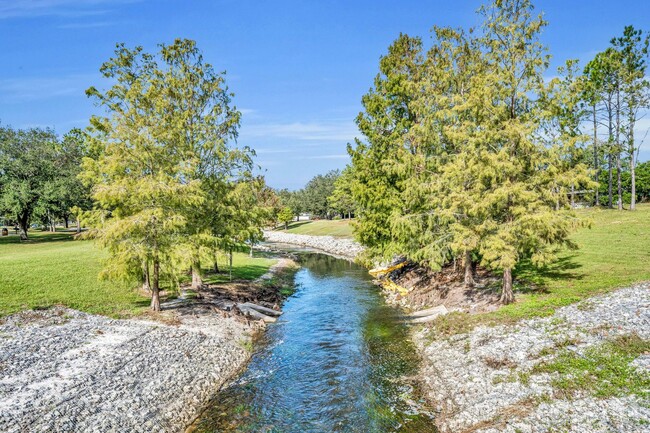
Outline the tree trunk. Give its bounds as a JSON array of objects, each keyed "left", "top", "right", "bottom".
[
  {"left": 142, "top": 260, "right": 151, "bottom": 292},
  {"left": 616, "top": 84, "right": 623, "bottom": 211},
  {"left": 76, "top": 217, "right": 81, "bottom": 234},
  {"left": 18, "top": 213, "right": 29, "bottom": 240},
  {"left": 608, "top": 99, "right": 614, "bottom": 208},
  {"left": 284, "top": 221, "right": 288, "bottom": 230},
  {"left": 151, "top": 259, "right": 161, "bottom": 311},
  {"left": 630, "top": 120, "right": 636, "bottom": 211},
  {"left": 249, "top": 238, "right": 254, "bottom": 258},
  {"left": 64, "top": 217, "right": 69, "bottom": 229},
  {"left": 213, "top": 255, "right": 219, "bottom": 273},
  {"left": 608, "top": 152, "right": 613, "bottom": 208},
  {"left": 191, "top": 260, "right": 202, "bottom": 290},
  {"left": 463, "top": 250, "right": 475, "bottom": 288},
  {"left": 229, "top": 249, "right": 233, "bottom": 282},
  {"left": 501, "top": 268, "right": 514, "bottom": 304},
  {"left": 570, "top": 184, "right": 575, "bottom": 208},
  {"left": 593, "top": 104, "right": 599, "bottom": 206},
  {"left": 616, "top": 152, "right": 623, "bottom": 210}
]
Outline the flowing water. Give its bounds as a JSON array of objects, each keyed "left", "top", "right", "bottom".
[{"left": 191, "top": 252, "right": 437, "bottom": 433}]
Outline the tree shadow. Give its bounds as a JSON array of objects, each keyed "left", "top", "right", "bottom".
[
  {"left": 284, "top": 221, "right": 312, "bottom": 230},
  {"left": 515, "top": 254, "right": 585, "bottom": 295},
  {"left": 0, "top": 232, "right": 75, "bottom": 246}
]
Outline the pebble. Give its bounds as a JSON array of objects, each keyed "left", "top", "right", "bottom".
[
  {"left": 0, "top": 307, "right": 252, "bottom": 432},
  {"left": 263, "top": 230, "right": 364, "bottom": 260},
  {"left": 415, "top": 283, "right": 650, "bottom": 433}
]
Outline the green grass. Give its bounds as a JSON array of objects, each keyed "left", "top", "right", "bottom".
[
  {"left": 0, "top": 231, "right": 276, "bottom": 318},
  {"left": 430, "top": 204, "right": 650, "bottom": 336},
  {"left": 533, "top": 334, "right": 650, "bottom": 399},
  {"left": 279, "top": 219, "right": 354, "bottom": 238}
]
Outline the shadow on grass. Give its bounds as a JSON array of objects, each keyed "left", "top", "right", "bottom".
[
  {"left": 284, "top": 221, "right": 312, "bottom": 230},
  {"left": 0, "top": 231, "right": 75, "bottom": 245},
  {"left": 515, "top": 254, "right": 585, "bottom": 295},
  {"left": 203, "top": 264, "right": 271, "bottom": 284}
]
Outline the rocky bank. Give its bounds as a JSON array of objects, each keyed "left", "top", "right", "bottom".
[
  {"left": 416, "top": 283, "right": 650, "bottom": 433},
  {"left": 262, "top": 230, "right": 364, "bottom": 260},
  {"left": 0, "top": 306, "right": 252, "bottom": 433}
]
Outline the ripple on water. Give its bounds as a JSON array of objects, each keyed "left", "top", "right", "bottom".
[{"left": 191, "top": 252, "right": 437, "bottom": 433}]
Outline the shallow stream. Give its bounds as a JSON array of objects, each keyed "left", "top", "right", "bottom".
[{"left": 192, "top": 251, "right": 437, "bottom": 433}]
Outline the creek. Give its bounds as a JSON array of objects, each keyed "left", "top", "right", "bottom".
[{"left": 192, "top": 251, "right": 437, "bottom": 433}]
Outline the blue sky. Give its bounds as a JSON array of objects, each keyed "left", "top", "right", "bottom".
[{"left": 1, "top": 0, "right": 649, "bottom": 189}]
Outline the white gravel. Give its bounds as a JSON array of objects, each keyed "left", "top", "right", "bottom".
[
  {"left": 263, "top": 230, "right": 364, "bottom": 260},
  {"left": 417, "top": 283, "right": 650, "bottom": 433},
  {"left": 0, "top": 307, "right": 251, "bottom": 432}
]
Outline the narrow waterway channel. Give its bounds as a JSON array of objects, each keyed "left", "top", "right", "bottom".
[{"left": 191, "top": 251, "right": 437, "bottom": 433}]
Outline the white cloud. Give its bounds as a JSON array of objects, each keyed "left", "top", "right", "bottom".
[
  {"left": 0, "top": 0, "right": 139, "bottom": 19},
  {"left": 0, "top": 73, "right": 98, "bottom": 102},
  {"left": 241, "top": 120, "right": 359, "bottom": 142}
]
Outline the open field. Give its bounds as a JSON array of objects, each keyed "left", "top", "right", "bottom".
[
  {"left": 432, "top": 203, "right": 650, "bottom": 335},
  {"left": 279, "top": 219, "right": 354, "bottom": 238},
  {"left": 0, "top": 231, "right": 276, "bottom": 318}
]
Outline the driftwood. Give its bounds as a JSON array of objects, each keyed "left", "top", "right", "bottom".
[
  {"left": 239, "top": 302, "right": 283, "bottom": 317},
  {"left": 236, "top": 302, "right": 282, "bottom": 323},
  {"left": 405, "top": 305, "right": 448, "bottom": 323}
]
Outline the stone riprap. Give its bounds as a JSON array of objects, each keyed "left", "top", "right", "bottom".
[
  {"left": 263, "top": 230, "right": 364, "bottom": 260},
  {"left": 417, "top": 283, "right": 650, "bottom": 433},
  {"left": 0, "top": 307, "right": 250, "bottom": 432}
]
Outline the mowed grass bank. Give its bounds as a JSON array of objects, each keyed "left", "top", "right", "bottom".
[
  {"left": 433, "top": 203, "right": 650, "bottom": 335},
  {"left": 280, "top": 219, "right": 354, "bottom": 238},
  {"left": 0, "top": 232, "right": 276, "bottom": 318}
]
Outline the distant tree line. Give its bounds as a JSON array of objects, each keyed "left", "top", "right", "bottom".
[
  {"left": 0, "top": 127, "right": 91, "bottom": 239},
  {"left": 274, "top": 168, "right": 356, "bottom": 224}
]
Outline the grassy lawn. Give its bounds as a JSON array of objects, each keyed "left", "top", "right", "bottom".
[
  {"left": 432, "top": 203, "right": 650, "bottom": 336},
  {"left": 0, "top": 231, "right": 276, "bottom": 318},
  {"left": 279, "top": 219, "right": 354, "bottom": 238}
]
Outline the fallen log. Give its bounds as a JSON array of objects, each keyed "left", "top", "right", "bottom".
[
  {"left": 238, "top": 302, "right": 283, "bottom": 317},
  {"left": 237, "top": 305, "right": 278, "bottom": 323},
  {"left": 405, "top": 305, "right": 448, "bottom": 323}
]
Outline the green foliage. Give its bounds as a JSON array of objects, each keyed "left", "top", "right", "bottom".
[
  {"left": 277, "top": 206, "right": 294, "bottom": 229},
  {"left": 348, "top": 0, "right": 594, "bottom": 303},
  {"left": 302, "top": 169, "right": 340, "bottom": 218},
  {"left": 328, "top": 166, "right": 356, "bottom": 218},
  {"left": 0, "top": 127, "right": 89, "bottom": 238},
  {"left": 82, "top": 39, "right": 260, "bottom": 310}
]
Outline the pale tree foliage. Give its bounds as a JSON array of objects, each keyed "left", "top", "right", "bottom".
[
  {"left": 82, "top": 39, "right": 255, "bottom": 311},
  {"left": 349, "top": 0, "right": 594, "bottom": 304}
]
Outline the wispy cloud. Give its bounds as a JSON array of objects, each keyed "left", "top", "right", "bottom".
[
  {"left": 0, "top": 0, "right": 139, "bottom": 19},
  {"left": 0, "top": 73, "right": 98, "bottom": 102},
  {"left": 57, "top": 20, "right": 117, "bottom": 29},
  {"left": 303, "top": 154, "right": 349, "bottom": 160},
  {"left": 242, "top": 120, "right": 359, "bottom": 142}
]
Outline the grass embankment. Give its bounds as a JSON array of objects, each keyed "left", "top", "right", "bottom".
[
  {"left": 279, "top": 219, "right": 354, "bottom": 238},
  {"left": 0, "top": 231, "right": 276, "bottom": 318},
  {"left": 433, "top": 204, "right": 650, "bottom": 336}
]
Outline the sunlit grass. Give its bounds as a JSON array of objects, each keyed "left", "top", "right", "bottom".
[
  {"left": 0, "top": 231, "right": 276, "bottom": 318},
  {"left": 430, "top": 203, "right": 650, "bottom": 336},
  {"left": 278, "top": 219, "right": 354, "bottom": 238}
]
